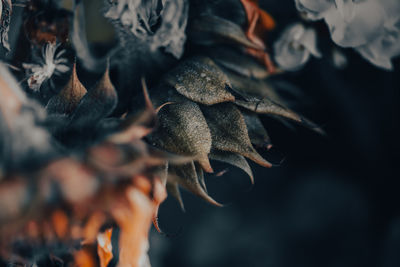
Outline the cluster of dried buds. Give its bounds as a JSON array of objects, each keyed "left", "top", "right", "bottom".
[
  {"left": 0, "top": 0, "right": 322, "bottom": 266},
  {"left": 0, "top": 59, "right": 190, "bottom": 266}
]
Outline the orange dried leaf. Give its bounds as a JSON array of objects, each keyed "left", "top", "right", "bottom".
[
  {"left": 97, "top": 228, "right": 113, "bottom": 267},
  {"left": 83, "top": 212, "right": 106, "bottom": 244},
  {"left": 112, "top": 187, "right": 153, "bottom": 267},
  {"left": 51, "top": 210, "right": 69, "bottom": 239},
  {"left": 74, "top": 248, "right": 97, "bottom": 267},
  {"left": 240, "top": 0, "right": 275, "bottom": 44},
  {"left": 239, "top": 0, "right": 277, "bottom": 73}
]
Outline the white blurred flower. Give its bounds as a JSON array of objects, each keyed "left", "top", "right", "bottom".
[
  {"left": 105, "top": 0, "right": 161, "bottom": 37},
  {"left": 274, "top": 23, "right": 322, "bottom": 71},
  {"left": 105, "top": 0, "right": 188, "bottom": 59},
  {"left": 295, "top": 0, "right": 400, "bottom": 70},
  {"left": 22, "top": 43, "right": 69, "bottom": 91}
]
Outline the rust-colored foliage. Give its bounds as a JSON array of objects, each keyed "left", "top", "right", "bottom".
[
  {"left": 240, "top": 0, "right": 277, "bottom": 73},
  {"left": 0, "top": 64, "right": 176, "bottom": 267}
]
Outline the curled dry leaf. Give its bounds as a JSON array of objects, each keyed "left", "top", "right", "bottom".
[
  {"left": 111, "top": 186, "right": 154, "bottom": 267},
  {"left": 239, "top": 0, "right": 277, "bottom": 73},
  {"left": 97, "top": 228, "right": 113, "bottom": 267},
  {"left": 240, "top": 0, "right": 275, "bottom": 47},
  {"left": 164, "top": 56, "right": 235, "bottom": 106},
  {"left": 201, "top": 103, "right": 272, "bottom": 167}
]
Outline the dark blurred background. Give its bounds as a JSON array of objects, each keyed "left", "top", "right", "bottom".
[{"left": 149, "top": 1, "right": 400, "bottom": 267}]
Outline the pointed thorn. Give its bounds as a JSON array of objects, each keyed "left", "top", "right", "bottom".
[
  {"left": 155, "top": 102, "right": 175, "bottom": 114},
  {"left": 245, "top": 149, "right": 273, "bottom": 168},
  {"left": 197, "top": 191, "right": 224, "bottom": 207},
  {"left": 198, "top": 156, "right": 214, "bottom": 173},
  {"left": 141, "top": 77, "right": 155, "bottom": 112},
  {"left": 152, "top": 216, "right": 164, "bottom": 234}
]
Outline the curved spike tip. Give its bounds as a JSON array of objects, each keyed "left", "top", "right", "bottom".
[
  {"left": 141, "top": 77, "right": 155, "bottom": 112},
  {"left": 198, "top": 156, "right": 214, "bottom": 173}
]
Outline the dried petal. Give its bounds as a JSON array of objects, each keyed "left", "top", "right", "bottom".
[
  {"left": 46, "top": 63, "right": 87, "bottom": 114},
  {"left": 164, "top": 56, "right": 235, "bottom": 105},
  {"left": 112, "top": 187, "right": 153, "bottom": 267},
  {"left": 74, "top": 247, "right": 96, "bottom": 267},
  {"left": 209, "top": 150, "right": 254, "bottom": 184},
  {"left": 240, "top": 0, "right": 275, "bottom": 48},
  {"left": 169, "top": 162, "right": 222, "bottom": 207},
  {"left": 149, "top": 94, "right": 213, "bottom": 172},
  {"left": 83, "top": 212, "right": 106, "bottom": 244},
  {"left": 201, "top": 103, "right": 272, "bottom": 167},
  {"left": 97, "top": 228, "right": 113, "bottom": 267}
]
